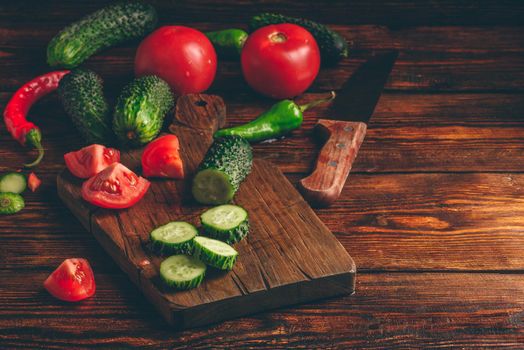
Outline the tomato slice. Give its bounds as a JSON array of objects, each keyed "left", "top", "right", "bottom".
[
  {"left": 82, "top": 162, "right": 150, "bottom": 209},
  {"left": 44, "top": 258, "right": 96, "bottom": 302},
  {"left": 27, "top": 172, "right": 41, "bottom": 192},
  {"left": 142, "top": 135, "right": 184, "bottom": 179},
  {"left": 64, "top": 144, "right": 120, "bottom": 179}
]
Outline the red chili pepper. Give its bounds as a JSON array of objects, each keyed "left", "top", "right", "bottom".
[{"left": 3, "top": 70, "right": 69, "bottom": 167}]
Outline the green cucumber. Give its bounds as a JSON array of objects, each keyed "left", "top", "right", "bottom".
[
  {"left": 113, "top": 76, "right": 174, "bottom": 148},
  {"left": 160, "top": 254, "right": 206, "bottom": 290},
  {"left": 0, "top": 173, "right": 26, "bottom": 194},
  {"left": 205, "top": 29, "right": 248, "bottom": 57},
  {"left": 249, "top": 13, "right": 349, "bottom": 66},
  {"left": 58, "top": 69, "right": 113, "bottom": 143},
  {"left": 150, "top": 221, "right": 197, "bottom": 255},
  {"left": 47, "top": 1, "right": 157, "bottom": 68},
  {"left": 192, "top": 136, "right": 252, "bottom": 205},
  {"left": 201, "top": 205, "right": 249, "bottom": 244},
  {"left": 0, "top": 193, "right": 25, "bottom": 215},
  {"left": 193, "top": 236, "right": 238, "bottom": 271}
]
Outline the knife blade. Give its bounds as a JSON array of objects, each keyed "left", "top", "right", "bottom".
[{"left": 299, "top": 51, "right": 398, "bottom": 207}]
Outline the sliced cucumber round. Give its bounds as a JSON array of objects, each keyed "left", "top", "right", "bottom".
[
  {"left": 150, "top": 221, "right": 198, "bottom": 255},
  {"left": 0, "top": 173, "right": 26, "bottom": 194},
  {"left": 160, "top": 254, "right": 206, "bottom": 290},
  {"left": 193, "top": 236, "right": 238, "bottom": 271},
  {"left": 200, "top": 204, "right": 249, "bottom": 244},
  {"left": 0, "top": 192, "right": 25, "bottom": 215}
]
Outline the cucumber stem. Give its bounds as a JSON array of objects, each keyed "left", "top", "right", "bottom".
[{"left": 299, "top": 91, "right": 336, "bottom": 112}]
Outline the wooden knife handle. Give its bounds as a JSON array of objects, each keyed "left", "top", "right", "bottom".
[{"left": 299, "top": 119, "right": 367, "bottom": 207}]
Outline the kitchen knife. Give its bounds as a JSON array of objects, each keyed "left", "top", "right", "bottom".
[{"left": 299, "top": 51, "right": 398, "bottom": 207}]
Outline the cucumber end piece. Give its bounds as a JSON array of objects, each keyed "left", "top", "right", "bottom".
[
  {"left": 0, "top": 193, "right": 25, "bottom": 215},
  {"left": 192, "top": 169, "right": 235, "bottom": 205}
]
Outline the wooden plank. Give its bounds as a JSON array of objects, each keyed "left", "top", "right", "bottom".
[
  {"left": 308, "top": 172, "right": 524, "bottom": 271},
  {"left": 2, "top": 25, "right": 523, "bottom": 53},
  {"left": 212, "top": 51, "right": 524, "bottom": 92},
  {"left": 2, "top": 88, "right": 522, "bottom": 123},
  {"left": 0, "top": 25, "right": 523, "bottom": 93},
  {"left": 1, "top": 0, "right": 523, "bottom": 26},
  {"left": 227, "top": 92, "right": 524, "bottom": 125},
  {"left": 5, "top": 172, "right": 524, "bottom": 272},
  {"left": 1, "top": 271, "right": 523, "bottom": 349},
  {"left": 2, "top": 93, "right": 524, "bottom": 175},
  {"left": 2, "top": 50, "right": 524, "bottom": 92},
  {"left": 56, "top": 94, "right": 355, "bottom": 328}
]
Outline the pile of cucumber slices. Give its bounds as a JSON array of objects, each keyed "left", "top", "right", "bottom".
[
  {"left": 150, "top": 204, "right": 248, "bottom": 290},
  {"left": 0, "top": 173, "right": 28, "bottom": 215}
]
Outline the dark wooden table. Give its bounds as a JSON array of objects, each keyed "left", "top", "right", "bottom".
[{"left": 1, "top": 1, "right": 524, "bottom": 348}]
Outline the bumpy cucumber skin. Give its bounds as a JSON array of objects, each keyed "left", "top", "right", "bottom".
[
  {"left": 0, "top": 173, "right": 27, "bottom": 194},
  {"left": 0, "top": 193, "right": 25, "bottom": 215},
  {"left": 201, "top": 209, "right": 249, "bottom": 244},
  {"left": 150, "top": 222, "right": 197, "bottom": 255},
  {"left": 113, "top": 76, "right": 174, "bottom": 148},
  {"left": 47, "top": 1, "right": 157, "bottom": 68},
  {"left": 193, "top": 238, "right": 238, "bottom": 271},
  {"left": 249, "top": 13, "right": 349, "bottom": 66},
  {"left": 58, "top": 69, "right": 113, "bottom": 143},
  {"left": 193, "top": 136, "right": 253, "bottom": 204},
  {"left": 160, "top": 255, "right": 206, "bottom": 290}
]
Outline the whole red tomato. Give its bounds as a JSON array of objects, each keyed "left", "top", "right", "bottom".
[
  {"left": 241, "top": 24, "right": 320, "bottom": 99},
  {"left": 135, "top": 26, "right": 217, "bottom": 95}
]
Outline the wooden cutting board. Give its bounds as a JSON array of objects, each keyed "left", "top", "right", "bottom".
[{"left": 57, "top": 94, "right": 356, "bottom": 329}]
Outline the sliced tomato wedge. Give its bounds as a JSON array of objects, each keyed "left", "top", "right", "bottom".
[
  {"left": 142, "top": 135, "right": 184, "bottom": 179},
  {"left": 81, "top": 162, "right": 150, "bottom": 209},
  {"left": 64, "top": 144, "right": 120, "bottom": 179},
  {"left": 27, "top": 172, "right": 41, "bottom": 192},
  {"left": 44, "top": 258, "right": 96, "bottom": 302}
]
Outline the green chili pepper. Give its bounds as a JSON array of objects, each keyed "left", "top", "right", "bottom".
[
  {"left": 205, "top": 29, "right": 248, "bottom": 57},
  {"left": 214, "top": 92, "right": 335, "bottom": 142}
]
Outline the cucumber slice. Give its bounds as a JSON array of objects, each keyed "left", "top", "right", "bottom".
[
  {"left": 0, "top": 173, "right": 26, "bottom": 194},
  {"left": 150, "top": 221, "right": 197, "bottom": 254},
  {"left": 160, "top": 255, "right": 206, "bottom": 290},
  {"left": 200, "top": 204, "right": 249, "bottom": 244},
  {"left": 193, "top": 236, "right": 238, "bottom": 271},
  {"left": 0, "top": 192, "right": 25, "bottom": 215}
]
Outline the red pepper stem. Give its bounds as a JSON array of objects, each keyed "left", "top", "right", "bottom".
[
  {"left": 299, "top": 91, "right": 336, "bottom": 112},
  {"left": 23, "top": 129, "right": 44, "bottom": 168}
]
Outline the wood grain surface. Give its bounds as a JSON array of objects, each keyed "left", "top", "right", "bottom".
[{"left": 1, "top": 0, "right": 524, "bottom": 348}]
